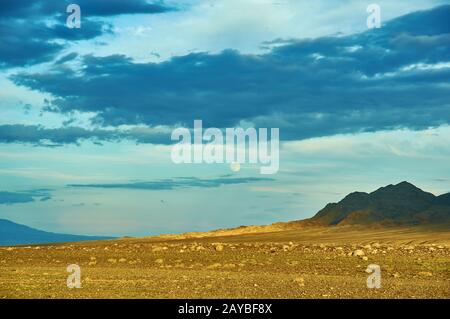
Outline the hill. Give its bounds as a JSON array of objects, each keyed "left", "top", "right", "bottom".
[
  {"left": 0, "top": 219, "right": 114, "bottom": 246},
  {"left": 2, "top": 182, "right": 448, "bottom": 245},
  {"left": 308, "top": 181, "right": 450, "bottom": 226},
  {"left": 149, "top": 182, "right": 450, "bottom": 241}
]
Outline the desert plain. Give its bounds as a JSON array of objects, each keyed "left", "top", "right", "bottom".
[{"left": 1, "top": 225, "right": 449, "bottom": 299}]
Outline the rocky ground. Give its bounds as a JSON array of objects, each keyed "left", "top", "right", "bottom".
[{"left": 1, "top": 226, "right": 449, "bottom": 298}]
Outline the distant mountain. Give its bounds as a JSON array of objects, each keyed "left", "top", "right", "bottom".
[
  {"left": 308, "top": 181, "right": 450, "bottom": 226},
  {"left": 0, "top": 219, "right": 114, "bottom": 246}
]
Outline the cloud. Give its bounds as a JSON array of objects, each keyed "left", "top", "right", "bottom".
[
  {"left": 0, "top": 192, "right": 34, "bottom": 204},
  {"left": 0, "top": 1, "right": 174, "bottom": 68},
  {"left": 0, "top": 189, "right": 52, "bottom": 205},
  {"left": 10, "top": 5, "right": 450, "bottom": 141},
  {"left": 0, "top": 0, "right": 174, "bottom": 18},
  {"left": 0, "top": 124, "right": 171, "bottom": 146},
  {"left": 68, "top": 176, "right": 274, "bottom": 190},
  {"left": 0, "top": 18, "right": 111, "bottom": 68},
  {"left": 54, "top": 52, "right": 79, "bottom": 65}
]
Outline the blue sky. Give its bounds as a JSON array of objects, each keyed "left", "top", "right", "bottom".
[{"left": 0, "top": 0, "right": 449, "bottom": 236}]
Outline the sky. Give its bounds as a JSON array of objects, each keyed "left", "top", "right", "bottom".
[{"left": 0, "top": 0, "right": 449, "bottom": 237}]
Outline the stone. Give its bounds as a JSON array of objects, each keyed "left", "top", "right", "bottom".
[
  {"left": 206, "top": 263, "right": 222, "bottom": 269},
  {"left": 293, "top": 277, "right": 305, "bottom": 287},
  {"left": 352, "top": 249, "right": 365, "bottom": 257},
  {"left": 418, "top": 271, "right": 433, "bottom": 277}
]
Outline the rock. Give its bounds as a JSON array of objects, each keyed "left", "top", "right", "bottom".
[
  {"left": 107, "top": 258, "right": 117, "bottom": 263},
  {"left": 206, "top": 263, "right": 222, "bottom": 269},
  {"left": 352, "top": 249, "right": 365, "bottom": 257},
  {"left": 418, "top": 271, "right": 433, "bottom": 277},
  {"left": 119, "top": 258, "right": 127, "bottom": 263},
  {"left": 155, "top": 258, "right": 164, "bottom": 264},
  {"left": 215, "top": 244, "right": 224, "bottom": 252},
  {"left": 393, "top": 272, "right": 400, "bottom": 278},
  {"left": 293, "top": 277, "right": 305, "bottom": 287}
]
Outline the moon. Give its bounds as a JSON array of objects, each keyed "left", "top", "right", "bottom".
[{"left": 230, "top": 162, "right": 241, "bottom": 172}]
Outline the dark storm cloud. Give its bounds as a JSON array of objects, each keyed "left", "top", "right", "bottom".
[
  {"left": 0, "top": 0, "right": 174, "bottom": 18},
  {"left": 9, "top": 5, "right": 450, "bottom": 142},
  {"left": 0, "top": 0, "right": 174, "bottom": 68},
  {"left": 0, "top": 124, "right": 120, "bottom": 146},
  {"left": 68, "top": 176, "right": 274, "bottom": 191},
  {"left": 54, "top": 52, "right": 79, "bottom": 65},
  {"left": 0, "top": 189, "right": 52, "bottom": 205},
  {"left": 0, "top": 124, "right": 171, "bottom": 146},
  {"left": 0, "top": 18, "right": 112, "bottom": 68}
]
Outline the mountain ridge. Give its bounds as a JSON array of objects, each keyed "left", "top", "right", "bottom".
[
  {"left": 0, "top": 219, "right": 114, "bottom": 246},
  {"left": 146, "top": 181, "right": 450, "bottom": 241},
  {"left": 1, "top": 182, "right": 449, "bottom": 244},
  {"left": 307, "top": 181, "right": 450, "bottom": 226}
]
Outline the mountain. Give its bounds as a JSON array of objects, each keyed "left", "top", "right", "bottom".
[
  {"left": 2, "top": 182, "right": 448, "bottom": 246},
  {"left": 308, "top": 181, "right": 450, "bottom": 226},
  {"left": 0, "top": 219, "right": 114, "bottom": 246},
  {"left": 148, "top": 182, "right": 450, "bottom": 241}
]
